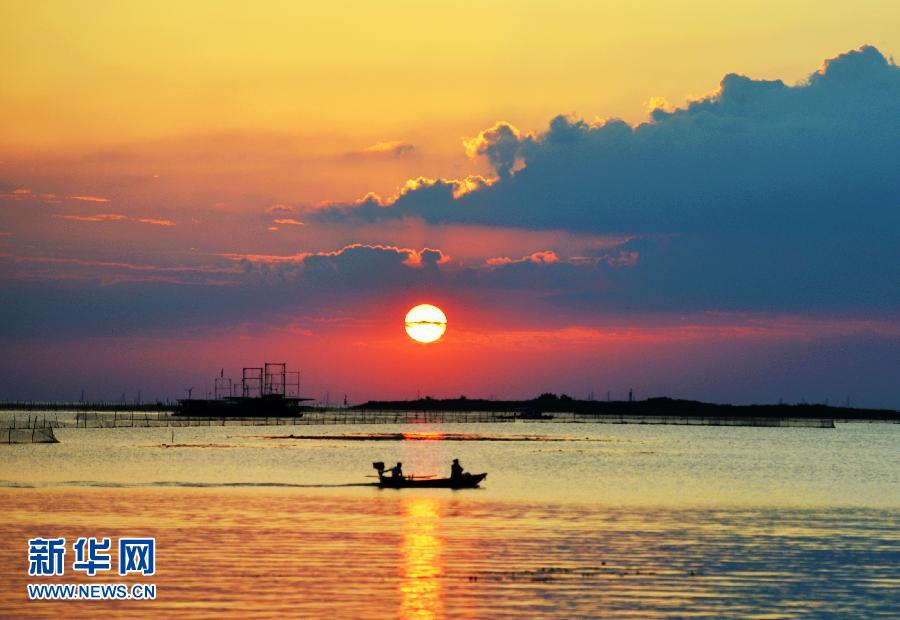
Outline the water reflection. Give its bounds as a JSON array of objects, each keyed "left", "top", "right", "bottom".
[
  {"left": 1, "top": 489, "right": 897, "bottom": 618},
  {"left": 402, "top": 431, "right": 446, "bottom": 441},
  {"left": 399, "top": 497, "right": 444, "bottom": 619}
]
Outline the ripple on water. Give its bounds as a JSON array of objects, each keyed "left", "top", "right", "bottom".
[{"left": 1, "top": 489, "right": 898, "bottom": 618}]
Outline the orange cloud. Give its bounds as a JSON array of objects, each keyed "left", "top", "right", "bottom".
[
  {"left": 57, "top": 213, "right": 174, "bottom": 226},
  {"left": 266, "top": 204, "right": 295, "bottom": 214},
  {"left": 382, "top": 175, "right": 497, "bottom": 204},
  {"left": 0, "top": 188, "right": 35, "bottom": 201},
  {"left": 644, "top": 96, "right": 675, "bottom": 115},
  {"left": 219, "top": 251, "right": 310, "bottom": 263},
  {"left": 137, "top": 218, "right": 176, "bottom": 227},
  {"left": 68, "top": 195, "right": 111, "bottom": 203},
  {"left": 486, "top": 250, "right": 560, "bottom": 266},
  {"left": 59, "top": 213, "right": 128, "bottom": 222},
  {"left": 219, "top": 243, "right": 450, "bottom": 268},
  {"left": 398, "top": 246, "right": 450, "bottom": 267},
  {"left": 273, "top": 218, "right": 305, "bottom": 226}
]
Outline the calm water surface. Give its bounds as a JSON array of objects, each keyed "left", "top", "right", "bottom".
[{"left": 1, "top": 420, "right": 898, "bottom": 617}]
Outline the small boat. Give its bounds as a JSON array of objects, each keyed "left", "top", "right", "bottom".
[
  {"left": 372, "top": 461, "right": 486, "bottom": 489},
  {"left": 378, "top": 472, "right": 487, "bottom": 489}
]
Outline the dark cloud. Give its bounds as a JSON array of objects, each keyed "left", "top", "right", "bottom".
[
  {"left": 307, "top": 46, "right": 900, "bottom": 311},
  {"left": 0, "top": 243, "right": 630, "bottom": 339},
  {"left": 300, "top": 244, "right": 445, "bottom": 287},
  {"left": 239, "top": 243, "right": 630, "bottom": 298},
  {"left": 464, "top": 122, "right": 523, "bottom": 177},
  {"left": 220, "top": 244, "right": 452, "bottom": 294},
  {"left": 3, "top": 46, "right": 898, "bottom": 346},
  {"left": 315, "top": 45, "right": 899, "bottom": 232},
  {"left": 312, "top": 176, "right": 495, "bottom": 223}
]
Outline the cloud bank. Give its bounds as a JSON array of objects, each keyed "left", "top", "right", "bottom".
[
  {"left": 2, "top": 46, "right": 898, "bottom": 405},
  {"left": 315, "top": 46, "right": 899, "bottom": 233},
  {"left": 308, "top": 46, "right": 900, "bottom": 311}
]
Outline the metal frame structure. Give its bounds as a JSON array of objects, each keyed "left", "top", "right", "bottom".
[
  {"left": 214, "top": 377, "right": 233, "bottom": 400},
  {"left": 286, "top": 372, "right": 300, "bottom": 398},
  {"left": 264, "top": 363, "right": 287, "bottom": 397},
  {"left": 200, "top": 363, "right": 302, "bottom": 400},
  {"left": 242, "top": 367, "right": 264, "bottom": 398}
]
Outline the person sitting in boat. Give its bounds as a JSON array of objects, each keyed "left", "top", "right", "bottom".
[
  {"left": 388, "top": 462, "right": 404, "bottom": 479},
  {"left": 450, "top": 458, "right": 464, "bottom": 480}
]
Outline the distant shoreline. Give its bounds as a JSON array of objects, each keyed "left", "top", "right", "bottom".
[
  {"left": 2, "top": 395, "right": 897, "bottom": 422},
  {"left": 353, "top": 396, "right": 900, "bottom": 422}
]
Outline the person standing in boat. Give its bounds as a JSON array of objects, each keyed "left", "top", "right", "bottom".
[
  {"left": 388, "top": 462, "right": 404, "bottom": 480},
  {"left": 450, "top": 459, "right": 464, "bottom": 481}
]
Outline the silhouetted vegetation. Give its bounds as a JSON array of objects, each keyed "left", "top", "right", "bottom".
[{"left": 352, "top": 395, "right": 899, "bottom": 421}]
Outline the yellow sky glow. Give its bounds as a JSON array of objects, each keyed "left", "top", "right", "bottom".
[{"left": 2, "top": 0, "right": 898, "bottom": 155}]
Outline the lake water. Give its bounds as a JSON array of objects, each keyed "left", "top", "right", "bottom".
[{"left": 1, "top": 420, "right": 898, "bottom": 617}]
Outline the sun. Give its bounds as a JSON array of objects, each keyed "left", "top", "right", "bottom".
[{"left": 405, "top": 304, "right": 447, "bottom": 343}]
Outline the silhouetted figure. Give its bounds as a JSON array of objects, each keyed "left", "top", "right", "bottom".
[
  {"left": 389, "top": 462, "right": 404, "bottom": 479},
  {"left": 450, "top": 459, "right": 464, "bottom": 480}
]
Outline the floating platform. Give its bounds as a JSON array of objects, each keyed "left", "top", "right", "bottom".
[
  {"left": 173, "top": 395, "right": 310, "bottom": 418},
  {"left": 173, "top": 361, "right": 313, "bottom": 417}
]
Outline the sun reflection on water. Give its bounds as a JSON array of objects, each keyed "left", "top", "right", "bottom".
[
  {"left": 399, "top": 496, "right": 444, "bottom": 620},
  {"left": 401, "top": 431, "right": 446, "bottom": 440}
]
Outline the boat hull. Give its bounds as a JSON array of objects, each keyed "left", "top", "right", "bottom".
[{"left": 378, "top": 473, "right": 487, "bottom": 489}]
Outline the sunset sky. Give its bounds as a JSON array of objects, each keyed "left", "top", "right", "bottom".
[{"left": 1, "top": 1, "right": 898, "bottom": 406}]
